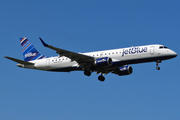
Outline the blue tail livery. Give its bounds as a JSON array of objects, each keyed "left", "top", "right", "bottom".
[{"left": 20, "top": 37, "right": 47, "bottom": 61}]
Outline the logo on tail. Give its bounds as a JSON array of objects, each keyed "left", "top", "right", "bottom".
[{"left": 20, "top": 37, "right": 47, "bottom": 61}]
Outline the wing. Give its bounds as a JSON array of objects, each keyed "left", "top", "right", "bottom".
[
  {"left": 39, "top": 37, "right": 95, "bottom": 66},
  {"left": 4, "top": 56, "right": 34, "bottom": 65}
]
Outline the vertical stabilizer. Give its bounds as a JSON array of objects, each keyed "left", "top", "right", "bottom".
[{"left": 20, "top": 37, "right": 47, "bottom": 61}]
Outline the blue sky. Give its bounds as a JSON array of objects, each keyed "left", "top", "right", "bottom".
[{"left": 1, "top": 0, "right": 180, "bottom": 120}]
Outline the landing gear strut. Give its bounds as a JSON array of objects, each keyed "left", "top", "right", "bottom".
[
  {"left": 98, "top": 75, "right": 105, "bottom": 82},
  {"left": 156, "top": 60, "right": 161, "bottom": 70}
]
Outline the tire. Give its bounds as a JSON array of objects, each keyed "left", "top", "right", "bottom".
[{"left": 98, "top": 75, "right": 105, "bottom": 82}]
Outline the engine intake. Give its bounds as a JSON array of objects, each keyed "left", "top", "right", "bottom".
[
  {"left": 116, "top": 65, "right": 133, "bottom": 76},
  {"left": 94, "top": 57, "right": 112, "bottom": 67}
]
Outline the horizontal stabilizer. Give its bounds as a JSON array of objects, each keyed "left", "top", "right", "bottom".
[{"left": 4, "top": 56, "right": 34, "bottom": 65}]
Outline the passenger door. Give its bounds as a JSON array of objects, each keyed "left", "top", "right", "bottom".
[
  {"left": 150, "top": 46, "right": 154, "bottom": 55},
  {"left": 46, "top": 59, "right": 50, "bottom": 67}
]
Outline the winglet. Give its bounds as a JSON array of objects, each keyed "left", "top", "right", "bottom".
[{"left": 39, "top": 37, "right": 49, "bottom": 47}]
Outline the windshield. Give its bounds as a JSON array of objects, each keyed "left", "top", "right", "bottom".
[{"left": 159, "top": 46, "right": 168, "bottom": 49}]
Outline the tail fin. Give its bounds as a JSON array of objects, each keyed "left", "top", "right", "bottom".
[{"left": 20, "top": 37, "right": 47, "bottom": 61}]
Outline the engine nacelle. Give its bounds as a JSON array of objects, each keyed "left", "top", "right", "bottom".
[
  {"left": 94, "top": 57, "right": 112, "bottom": 67},
  {"left": 116, "top": 65, "right": 133, "bottom": 76}
]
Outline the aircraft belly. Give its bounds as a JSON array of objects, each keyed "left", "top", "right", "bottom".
[
  {"left": 118, "top": 55, "right": 174, "bottom": 65},
  {"left": 47, "top": 61, "right": 80, "bottom": 72}
]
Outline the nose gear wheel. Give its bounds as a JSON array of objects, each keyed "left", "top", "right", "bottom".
[{"left": 156, "top": 61, "right": 161, "bottom": 70}]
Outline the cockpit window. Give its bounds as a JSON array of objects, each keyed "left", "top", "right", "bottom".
[
  {"left": 159, "top": 46, "right": 164, "bottom": 49},
  {"left": 159, "top": 46, "right": 168, "bottom": 49}
]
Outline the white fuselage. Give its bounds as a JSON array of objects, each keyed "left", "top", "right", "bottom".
[{"left": 23, "top": 44, "right": 177, "bottom": 72}]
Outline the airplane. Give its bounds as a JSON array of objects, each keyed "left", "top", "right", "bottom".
[{"left": 4, "top": 37, "right": 177, "bottom": 81}]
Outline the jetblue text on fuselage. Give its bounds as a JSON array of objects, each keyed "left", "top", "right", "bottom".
[{"left": 122, "top": 47, "right": 148, "bottom": 57}]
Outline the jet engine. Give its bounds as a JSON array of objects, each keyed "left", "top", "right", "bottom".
[
  {"left": 94, "top": 57, "right": 112, "bottom": 67},
  {"left": 114, "top": 65, "right": 133, "bottom": 76}
]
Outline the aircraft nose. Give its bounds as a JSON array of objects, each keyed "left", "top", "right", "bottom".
[{"left": 170, "top": 50, "right": 177, "bottom": 58}]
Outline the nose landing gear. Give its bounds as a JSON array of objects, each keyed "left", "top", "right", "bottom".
[
  {"left": 156, "top": 64, "right": 160, "bottom": 70},
  {"left": 156, "top": 60, "right": 161, "bottom": 70}
]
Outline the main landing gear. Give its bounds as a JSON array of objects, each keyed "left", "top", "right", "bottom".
[
  {"left": 98, "top": 75, "right": 105, "bottom": 82},
  {"left": 84, "top": 71, "right": 105, "bottom": 82},
  {"left": 84, "top": 71, "right": 91, "bottom": 76},
  {"left": 156, "top": 60, "right": 161, "bottom": 70}
]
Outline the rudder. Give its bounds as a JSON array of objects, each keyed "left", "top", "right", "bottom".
[{"left": 20, "top": 37, "right": 47, "bottom": 61}]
